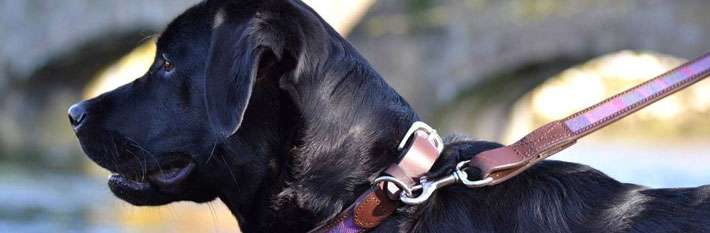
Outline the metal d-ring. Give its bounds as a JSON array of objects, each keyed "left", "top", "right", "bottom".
[
  {"left": 397, "top": 121, "right": 444, "bottom": 153},
  {"left": 373, "top": 176, "right": 414, "bottom": 197}
]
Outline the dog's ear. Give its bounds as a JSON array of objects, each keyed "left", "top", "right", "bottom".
[{"left": 204, "top": 6, "right": 291, "bottom": 138}]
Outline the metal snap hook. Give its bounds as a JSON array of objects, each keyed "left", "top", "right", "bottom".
[
  {"left": 400, "top": 174, "right": 459, "bottom": 205},
  {"left": 398, "top": 160, "right": 493, "bottom": 205}
]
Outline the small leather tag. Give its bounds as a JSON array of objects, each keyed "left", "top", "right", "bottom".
[{"left": 353, "top": 188, "right": 397, "bottom": 228}]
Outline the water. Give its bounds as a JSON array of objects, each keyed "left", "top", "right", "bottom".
[
  {"left": 553, "top": 142, "right": 710, "bottom": 188},
  {"left": 0, "top": 168, "right": 239, "bottom": 233},
  {"left": 0, "top": 172, "right": 121, "bottom": 233}
]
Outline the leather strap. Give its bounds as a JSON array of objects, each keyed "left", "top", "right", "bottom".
[
  {"left": 470, "top": 52, "right": 710, "bottom": 185},
  {"left": 309, "top": 129, "right": 441, "bottom": 233},
  {"left": 309, "top": 186, "right": 396, "bottom": 233},
  {"left": 395, "top": 131, "right": 441, "bottom": 183}
]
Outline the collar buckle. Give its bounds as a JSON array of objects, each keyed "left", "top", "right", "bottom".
[{"left": 398, "top": 121, "right": 444, "bottom": 153}]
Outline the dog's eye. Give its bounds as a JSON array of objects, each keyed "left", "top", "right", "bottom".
[{"left": 162, "top": 60, "right": 175, "bottom": 72}]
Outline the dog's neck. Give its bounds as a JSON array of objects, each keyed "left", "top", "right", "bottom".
[{"left": 215, "top": 37, "right": 419, "bottom": 232}]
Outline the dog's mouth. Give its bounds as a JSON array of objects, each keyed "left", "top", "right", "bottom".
[{"left": 108, "top": 157, "right": 195, "bottom": 191}]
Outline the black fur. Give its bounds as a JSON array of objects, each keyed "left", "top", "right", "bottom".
[{"left": 69, "top": 0, "right": 710, "bottom": 232}]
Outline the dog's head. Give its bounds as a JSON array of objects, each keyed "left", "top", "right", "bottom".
[{"left": 68, "top": 0, "right": 306, "bottom": 206}]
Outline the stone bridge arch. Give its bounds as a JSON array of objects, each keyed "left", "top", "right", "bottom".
[{"left": 346, "top": 0, "right": 710, "bottom": 139}]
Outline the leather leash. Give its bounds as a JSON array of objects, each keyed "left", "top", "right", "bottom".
[
  {"left": 470, "top": 52, "right": 710, "bottom": 186},
  {"left": 312, "top": 52, "right": 710, "bottom": 233}
]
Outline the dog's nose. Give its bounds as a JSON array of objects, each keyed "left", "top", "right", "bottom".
[{"left": 68, "top": 103, "right": 88, "bottom": 130}]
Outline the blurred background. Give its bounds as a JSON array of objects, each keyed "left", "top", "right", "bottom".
[{"left": 1, "top": 0, "right": 709, "bottom": 232}]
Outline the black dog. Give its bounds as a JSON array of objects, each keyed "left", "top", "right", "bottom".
[{"left": 69, "top": 0, "right": 710, "bottom": 232}]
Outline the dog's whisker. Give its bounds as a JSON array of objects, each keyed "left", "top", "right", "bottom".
[
  {"left": 219, "top": 155, "right": 241, "bottom": 194},
  {"left": 109, "top": 135, "right": 125, "bottom": 176},
  {"left": 125, "top": 137, "right": 165, "bottom": 179},
  {"left": 122, "top": 149, "right": 145, "bottom": 179},
  {"left": 142, "top": 153, "right": 147, "bottom": 181},
  {"left": 125, "top": 148, "right": 147, "bottom": 181},
  {"left": 136, "top": 31, "right": 158, "bottom": 47},
  {"left": 153, "top": 206, "right": 166, "bottom": 233},
  {"left": 139, "top": 145, "right": 164, "bottom": 176},
  {"left": 165, "top": 205, "right": 179, "bottom": 233},
  {"left": 122, "top": 137, "right": 147, "bottom": 176},
  {"left": 206, "top": 140, "right": 219, "bottom": 164},
  {"left": 207, "top": 202, "right": 220, "bottom": 233}
]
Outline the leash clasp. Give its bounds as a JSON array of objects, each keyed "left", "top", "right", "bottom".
[
  {"left": 377, "top": 121, "right": 491, "bottom": 205},
  {"left": 399, "top": 160, "right": 493, "bottom": 205}
]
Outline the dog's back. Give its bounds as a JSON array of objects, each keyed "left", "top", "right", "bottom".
[{"left": 383, "top": 140, "right": 710, "bottom": 232}]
